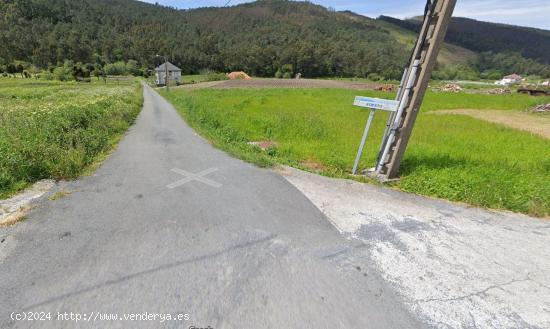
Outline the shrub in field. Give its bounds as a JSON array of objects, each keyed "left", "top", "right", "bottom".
[
  {"left": 480, "top": 69, "right": 503, "bottom": 81},
  {"left": 206, "top": 72, "right": 229, "bottom": 81},
  {"left": 432, "top": 64, "right": 480, "bottom": 81},
  {"left": 104, "top": 61, "right": 128, "bottom": 75},
  {"left": 279, "top": 64, "right": 294, "bottom": 79},
  {"left": 126, "top": 60, "right": 140, "bottom": 76},
  {"left": 367, "top": 73, "right": 382, "bottom": 81},
  {"left": 0, "top": 79, "right": 142, "bottom": 197},
  {"left": 52, "top": 66, "right": 72, "bottom": 81}
]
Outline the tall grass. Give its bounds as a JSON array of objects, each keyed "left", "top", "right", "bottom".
[
  {"left": 162, "top": 88, "right": 550, "bottom": 217},
  {"left": 0, "top": 79, "right": 142, "bottom": 197},
  {"left": 422, "top": 92, "right": 550, "bottom": 112}
]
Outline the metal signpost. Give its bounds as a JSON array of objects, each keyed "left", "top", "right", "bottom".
[
  {"left": 351, "top": 97, "right": 399, "bottom": 175},
  {"left": 351, "top": 0, "right": 456, "bottom": 179}
]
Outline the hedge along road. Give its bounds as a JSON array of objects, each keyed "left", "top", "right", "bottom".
[{"left": 0, "top": 84, "right": 425, "bottom": 328}]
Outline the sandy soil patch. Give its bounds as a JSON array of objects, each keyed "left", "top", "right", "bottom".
[
  {"left": 0, "top": 180, "right": 55, "bottom": 227},
  {"left": 433, "top": 109, "right": 550, "bottom": 139}
]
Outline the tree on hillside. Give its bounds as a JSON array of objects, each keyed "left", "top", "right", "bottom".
[
  {"left": 476, "top": 52, "right": 550, "bottom": 78},
  {"left": 16, "top": 63, "right": 24, "bottom": 78},
  {"left": 2, "top": 0, "right": 549, "bottom": 79},
  {"left": 6, "top": 63, "right": 16, "bottom": 77},
  {"left": 0, "top": 0, "right": 409, "bottom": 79},
  {"left": 126, "top": 60, "right": 140, "bottom": 76}
]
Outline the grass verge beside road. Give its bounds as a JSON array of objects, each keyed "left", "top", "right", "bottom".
[
  {"left": 0, "top": 78, "right": 142, "bottom": 198},
  {"left": 162, "top": 88, "right": 550, "bottom": 217}
]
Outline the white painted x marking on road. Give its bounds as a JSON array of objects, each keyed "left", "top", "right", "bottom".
[{"left": 166, "top": 168, "right": 222, "bottom": 189}]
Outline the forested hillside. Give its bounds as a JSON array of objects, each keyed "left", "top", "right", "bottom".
[
  {"left": 0, "top": 0, "right": 408, "bottom": 79},
  {"left": 379, "top": 16, "right": 550, "bottom": 64},
  {"left": 1, "top": 0, "right": 550, "bottom": 79},
  {"left": 379, "top": 15, "right": 550, "bottom": 78}
]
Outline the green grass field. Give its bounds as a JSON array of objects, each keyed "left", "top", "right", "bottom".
[
  {"left": 162, "top": 88, "right": 550, "bottom": 217},
  {"left": 0, "top": 78, "right": 142, "bottom": 197},
  {"left": 181, "top": 74, "right": 209, "bottom": 84}
]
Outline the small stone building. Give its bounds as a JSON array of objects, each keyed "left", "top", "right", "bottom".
[{"left": 155, "top": 62, "right": 181, "bottom": 86}]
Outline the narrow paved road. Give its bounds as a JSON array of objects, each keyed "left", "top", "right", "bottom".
[{"left": 0, "top": 85, "right": 422, "bottom": 328}]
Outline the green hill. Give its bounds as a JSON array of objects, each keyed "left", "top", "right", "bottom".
[
  {"left": 372, "top": 16, "right": 478, "bottom": 67},
  {"left": 1, "top": 0, "right": 549, "bottom": 79},
  {"left": 0, "top": 0, "right": 409, "bottom": 79},
  {"left": 379, "top": 16, "right": 550, "bottom": 64}
]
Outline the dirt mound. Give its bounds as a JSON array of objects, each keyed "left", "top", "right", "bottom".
[
  {"left": 440, "top": 83, "right": 463, "bottom": 93},
  {"left": 375, "top": 84, "right": 395, "bottom": 92},
  {"left": 227, "top": 71, "right": 252, "bottom": 80}
]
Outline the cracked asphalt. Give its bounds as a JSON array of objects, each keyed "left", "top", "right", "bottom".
[
  {"left": 281, "top": 166, "right": 550, "bottom": 328},
  {"left": 0, "top": 85, "right": 424, "bottom": 328}
]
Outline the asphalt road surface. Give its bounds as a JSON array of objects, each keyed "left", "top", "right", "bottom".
[{"left": 0, "top": 85, "right": 424, "bottom": 329}]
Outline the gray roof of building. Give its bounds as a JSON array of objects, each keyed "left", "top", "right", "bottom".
[{"left": 155, "top": 62, "right": 181, "bottom": 72}]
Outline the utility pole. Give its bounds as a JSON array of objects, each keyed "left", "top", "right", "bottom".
[
  {"left": 165, "top": 56, "right": 169, "bottom": 91},
  {"left": 375, "top": 0, "right": 456, "bottom": 179}
]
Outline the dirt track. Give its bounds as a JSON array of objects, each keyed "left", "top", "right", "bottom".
[{"left": 176, "top": 78, "right": 381, "bottom": 90}]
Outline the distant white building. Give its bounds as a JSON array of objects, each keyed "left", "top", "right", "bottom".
[
  {"left": 495, "top": 73, "right": 523, "bottom": 86},
  {"left": 542, "top": 80, "right": 550, "bottom": 87},
  {"left": 155, "top": 62, "right": 181, "bottom": 86}
]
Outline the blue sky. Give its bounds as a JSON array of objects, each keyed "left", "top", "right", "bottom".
[{"left": 140, "top": 0, "right": 550, "bottom": 30}]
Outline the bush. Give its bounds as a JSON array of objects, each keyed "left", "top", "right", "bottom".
[
  {"left": 6, "top": 63, "right": 17, "bottom": 76},
  {"left": 206, "top": 72, "right": 228, "bottom": 81},
  {"left": 41, "top": 70, "right": 53, "bottom": 80},
  {"left": 71, "top": 63, "right": 90, "bottom": 80},
  {"left": 367, "top": 73, "right": 382, "bottom": 81},
  {"left": 126, "top": 60, "right": 140, "bottom": 76},
  {"left": 274, "top": 70, "right": 283, "bottom": 79},
  {"left": 282, "top": 72, "right": 292, "bottom": 79},
  {"left": 281, "top": 64, "right": 293, "bottom": 74},
  {"left": 432, "top": 64, "right": 480, "bottom": 81},
  {"left": 53, "top": 66, "right": 71, "bottom": 81},
  {"left": 480, "top": 70, "right": 503, "bottom": 81},
  {"left": 104, "top": 61, "right": 128, "bottom": 75}
]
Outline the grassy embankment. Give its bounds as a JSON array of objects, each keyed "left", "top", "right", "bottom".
[
  {"left": 162, "top": 87, "right": 550, "bottom": 217},
  {"left": 0, "top": 78, "right": 142, "bottom": 198}
]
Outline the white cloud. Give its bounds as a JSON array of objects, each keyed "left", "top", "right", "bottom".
[{"left": 454, "top": 0, "right": 550, "bottom": 29}]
